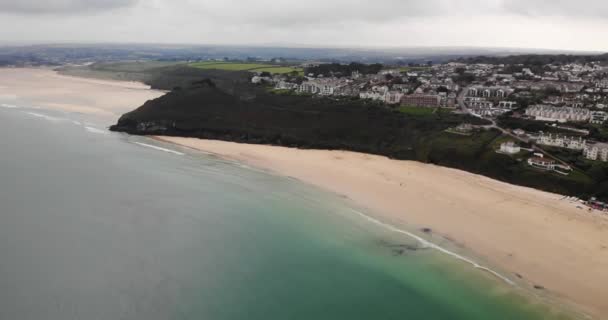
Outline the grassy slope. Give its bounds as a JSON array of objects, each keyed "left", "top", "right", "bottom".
[{"left": 189, "top": 62, "right": 303, "bottom": 74}]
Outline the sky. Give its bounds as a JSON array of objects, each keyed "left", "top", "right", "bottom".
[{"left": 1, "top": 0, "right": 608, "bottom": 52}]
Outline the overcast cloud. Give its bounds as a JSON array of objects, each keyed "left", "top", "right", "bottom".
[
  {"left": 1, "top": 0, "right": 607, "bottom": 51},
  {"left": 0, "top": 0, "right": 137, "bottom": 14}
]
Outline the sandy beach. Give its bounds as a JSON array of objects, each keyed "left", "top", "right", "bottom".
[
  {"left": 0, "top": 68, "right": 164, "bottom": 122},
  {"left": 156, "top": 137, "right": 608, "bottom": 319}
]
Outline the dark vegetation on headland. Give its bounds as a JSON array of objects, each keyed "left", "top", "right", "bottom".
[
  {"left": 458, "top": 53, "right": 608, "bottom": 66},
  {"left": 305, "top": 62, "right": 384, "bottom": 77},
  {"left": 80, "top": 61, "right": 608, "bottom": 201}
]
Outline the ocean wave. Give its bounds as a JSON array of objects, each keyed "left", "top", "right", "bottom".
[
  {"left": 0, "top": 103, "right": 19, "bottom": 109},
  {"left": 25, "top": 112, "right": 64, "bottom": 122},
  {"left": 84, "top": 126, "right": 108, "bottom": 135},
  {"left": 349, "top": 208, "right": 516, "bottom": 286},
  {"left": 133, "top": 142, "right": 185, "bottom": 156}
]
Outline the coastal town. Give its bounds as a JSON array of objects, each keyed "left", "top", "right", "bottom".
[{"left": 248, "top": 58, "right": 608, "bottom": 212}]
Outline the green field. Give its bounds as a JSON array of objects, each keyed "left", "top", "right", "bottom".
[
  {"left": 190, "top": 62, "right": 303, "bottom": 74},
  {"left": 397, "top": 106, "right": 437, "bottom": 116}
]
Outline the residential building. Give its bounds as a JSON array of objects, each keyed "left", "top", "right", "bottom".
[
  {"left": 584, "top": 143, "right": 608, "bottom": 162},
  {"left": 499, "top": 141, "right": 521, "bottom": 154},
  {"left": 590, "top": 111, "right": 608, "bottom": 124},
  {"left": 359, "top": 91, "right": 385, "bottom": 101},
  {"left": 527, "top": 155, "right": 571, "bottom": 175},
  {"left": 513, "top": 129, "right": 526, "bottom": 136},
  {"left": 275, "top": 81, "right": 298, "bottom": 90},
  {"left": 385, "top": 91, "right": 404, "bottom": 105},
  {"left": 498, "top": 101, "right": 517, "bottom": 109},
  {"left": 525, "top": 105, "right": 591, "bottom": 123},
  {"left": 467, "top": 86, "right": 513, "bottom": 99},
  {"left": 528, "top": 156, "right": 556, "bottom": 170},
  {"left": 401, "top": 94, "right": 441, "bottom": 107},
  {"left": 537, "top": 133, "right": 586, "bottom": 150}
]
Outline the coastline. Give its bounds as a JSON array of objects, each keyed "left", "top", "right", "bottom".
[
  {"left": 155, "top": 136, "right": 608, "bottom": 319},
  {"left": 2, "top": 67, "right": 605, "bottom": 318}
]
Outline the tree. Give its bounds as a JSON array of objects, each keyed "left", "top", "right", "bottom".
[
  {"left": 437, "top": 86, "right": 449, "bottom": 93},
  {"left": 588, "top": 165, "right": 608, "bottom": 183}
]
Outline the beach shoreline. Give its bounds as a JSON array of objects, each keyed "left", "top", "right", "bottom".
[{"left": 154, "top": 136, "right": 608, "bottom": 319}]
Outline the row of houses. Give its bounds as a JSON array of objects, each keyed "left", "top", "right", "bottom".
[
  {"left": 530, "top": 133, "right": 608, "bottom": 162},
  {"left": 467, "top": 86, "right": 514, "bottom": 99},
  {"left": 536, "top": 133, "right": 587, "bottom": 150},
  {"left": 584, "top": 143, "right": 608, "bottom": 162},
  {"left": 357, "top": 91, "right": 448, "bottom": 107},
  {"left": 525, "top": 105, "right": 591, "bottom": 123},
  {"left": 466, "top": 98, "right": 518, "bottom": 117}
]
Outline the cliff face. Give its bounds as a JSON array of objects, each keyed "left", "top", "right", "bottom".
[{"left": 111, "top": 83, "right": 471, "bottom": 159}]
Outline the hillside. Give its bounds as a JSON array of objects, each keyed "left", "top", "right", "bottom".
[{"left": 110, "top": 77, "right": 606, "bottom": 200}]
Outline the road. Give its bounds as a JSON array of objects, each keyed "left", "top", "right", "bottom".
[{"left": 456, "top": 86, "right": 573, "bottom": 168}]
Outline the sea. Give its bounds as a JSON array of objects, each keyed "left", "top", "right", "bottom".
[{"left": 0, "top": 102, "right": 573, "bottom": 320}]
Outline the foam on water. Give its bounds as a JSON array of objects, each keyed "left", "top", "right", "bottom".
[
  {"left": 25, "top": 112, "right": 64, "bottom": 122},
  {"left": 85, "top": 126, "right": 108, "bottom": 135},
  {"left": 349, "top": 208, "right": 516, "bottom": 286},
  {"left": 0, "top": 103, "right": 19, "bottom": 109},
  {"left": 133, "top": 142, "right": 185, "bottom": 156}
]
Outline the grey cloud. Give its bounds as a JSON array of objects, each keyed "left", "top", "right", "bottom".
[
  {"left": 183, "top": 0, "right": 485, "bottom": 26},
  {"left": 0, "top": 0, "right": 138, "bottom": 14},
  {"left": 502, "top": 0, "right": 608, "bottom": 17}
]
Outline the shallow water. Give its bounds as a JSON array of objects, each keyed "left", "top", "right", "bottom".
[{"left": 0, "top": 105, "right": 572, "bottom": 319}]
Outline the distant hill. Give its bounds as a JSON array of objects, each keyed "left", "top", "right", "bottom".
[
  {"left": 1, "top": 43, "right": 602, "bottom": 66},
  {"left": 457, "top": 53, "right": 608, "bottom": 65}
]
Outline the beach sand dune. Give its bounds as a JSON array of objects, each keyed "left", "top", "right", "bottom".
[
  {"left": 156, "top": 137, "right": 608, "bottom": 319},
  {"left": 0, "top": 68, "right": 164, "bottom": 122}
]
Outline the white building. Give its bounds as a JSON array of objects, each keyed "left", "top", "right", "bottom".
[
  {"left": 527, "top": 155, "right": 572, "bottom": 175},
  {"left": 275, "top": 81, "right": 298, "bottom": 90},
  {"left": 528, "top": 156, "right": 556, "bottom": 170},
  {"left": 513, "top": 129, "right": 526, "bottom": 136},
  {"left": 498, "top": 101, "right": 517, "bottom": 109},
  {"left": 251, "top": 76, "right": 271, "bottom": 84},
  {"left": 584, "top": 143, "right": 608, "bottom": 162},
  {"left": 590, "top": 111, "right": 608, "bottom": 124},
  {"left": 537, "top": 133, "right": 586, "bottom": 150},
  {"left": 499, "top": 141, "right": 521, "bottom": 154},
  {"left": 298, "top": 79, "right": 340, "bottom": 96},
  {"left": 384, "top": 91, "right": 404, "bottom": 105},
  {"left": 525, "top": 105, "right": 591, "bottom": 123},
  {"left": 467, "top": 86, "right": 513, "bottom": 99}
]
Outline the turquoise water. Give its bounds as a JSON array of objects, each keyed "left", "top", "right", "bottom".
[{"left": 0, "top": 105, "right": 572, "bottom": 319}]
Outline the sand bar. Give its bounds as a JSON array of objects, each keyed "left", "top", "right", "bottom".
[
  {"left": 0, "top": 68, "right": 164, "bottom": 122},
  {"left": 156, "top": 136, "right": 608, "bottom": 319}
]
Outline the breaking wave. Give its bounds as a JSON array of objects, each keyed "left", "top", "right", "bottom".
[
  {"left": 84, "top": 126, "right": 108, "bottom": 135},
  {"left": 25, "top": 112, "right": 64, "bottom": 121},
  {"left": 349, "top": 208, "right": 516, "bottom": 285},
  {"left": 133, "top": 142, "right": 185, "bottom": 156}
]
